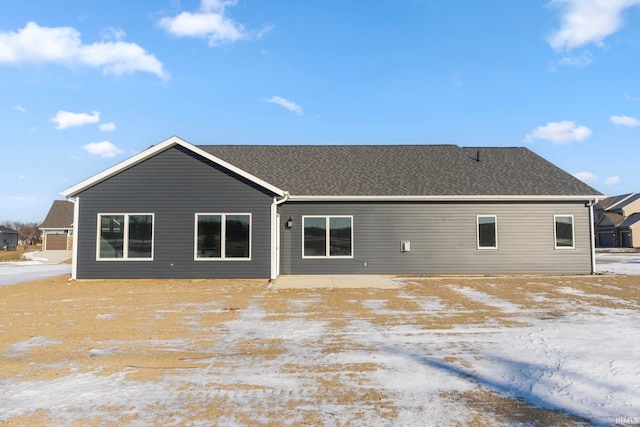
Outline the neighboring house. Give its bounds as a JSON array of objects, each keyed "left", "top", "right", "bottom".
[
  {"left": 0, "top": 226, "right": 19, "bottom": 250},
  {"left": 40, "top": 200, "right": 75, "bottom": 250},
  {"left": 595, "top": 193, "right": 640, "bottom": 248},
  {"left": 61, "top": 136, "right": 602, "bottom": 280}
]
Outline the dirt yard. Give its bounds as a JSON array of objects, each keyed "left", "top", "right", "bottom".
[{"left": 1, "top": 274, "right": 639, "bottom": 426}]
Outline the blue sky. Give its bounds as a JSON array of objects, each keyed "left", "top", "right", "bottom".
[{"left": 2, "top": 0, "right": 640, "bottom": 222}]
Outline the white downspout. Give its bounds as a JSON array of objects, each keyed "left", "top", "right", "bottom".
[
  {"left": 588, "top": 198, "right": 598, "bottom": 274},
  {"left": 67, "top": 196, "right": 80, "bottom": 281},
  {"left": 270, "top": 192, "right": 290, "bottom": 281}
]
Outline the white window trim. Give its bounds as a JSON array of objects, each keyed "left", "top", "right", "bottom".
[
  {"left": 194, "top": 213, "right": 252, "bottom": 261},
  {"left": 554, "top": 214, "right": 575, "bottom": 250},
  {"left": 302, "top": 215, "right": 354, "bottom": 259},
  {"left": 96, "top": 213, "right": 155, "bottom": 261},
  {"left": 477, "top": 215, "right": 498, "bottom": 250}
]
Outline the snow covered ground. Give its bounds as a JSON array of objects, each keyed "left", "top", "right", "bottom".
[
  {"left": 596, "top": 250, "right": 640, "bottom": 275},
  {"left": 1, "top": 253, "right": 639, "bottom": 425},
  {"left": 0, "top": 251, "right": 71, "bottom": 286}
]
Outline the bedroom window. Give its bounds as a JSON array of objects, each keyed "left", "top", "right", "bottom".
[
  {"left": 303, "top": 216, "right": 353, "bottom": 258},
  {"left": 477, "top": 215, "right": 497, "bottom": 249},
  {"left": 98, "top": 214, "right": 154, "bottom": 260},
  {"left": 554, "top": 215, "right": 574, "bottom": 249},
  {"left": 195, "top": 214, "right": 251, "bottom": 260}
]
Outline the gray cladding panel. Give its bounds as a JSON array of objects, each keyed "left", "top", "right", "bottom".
[
  {"left": 76, "top": 146, "right": 274, "bottom": 279},
  {"left": 278, "top": 201, "right": 593, "bottom": 275}
]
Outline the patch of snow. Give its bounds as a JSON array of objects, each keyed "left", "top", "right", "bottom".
[
  {"left": 95, "top": 313, "right": 117, "bottom": 320},
  {"left": 596, "top": 251, "right": 640, "bottom": 275},
  {"left": 447, "top": 285, "right": 522, "bottom": 313},
  {"left": 7, "top": 336, "right": 62, "bottom": 357},
  {"left": 597, "top": 263, "right": 640, "bottom": 275},
  {"left": 22, "top": 251, "right": 49, "bottom": 262},
  {"left": 0, "top": 264, "right": 71, "bottom": 286}
]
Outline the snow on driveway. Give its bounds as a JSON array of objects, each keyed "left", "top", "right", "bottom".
[
  {"left": 0, "top": 251, "right": 71, "bottom": 286},
  {"left": 0, "top": 263, "right": 71, "bottom": 286}
]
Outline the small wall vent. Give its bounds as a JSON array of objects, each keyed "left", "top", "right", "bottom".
[{"left": 400, "top": 241, "right": 411, "bottom": 252}]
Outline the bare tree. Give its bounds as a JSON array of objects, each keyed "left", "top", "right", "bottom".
[{"left": 1, "top": 221, "right": 42, "bottom": 245}]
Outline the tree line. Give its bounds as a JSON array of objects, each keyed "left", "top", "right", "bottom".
[{"left": 1, "top": 221, "right": 41, "bottom": 244}]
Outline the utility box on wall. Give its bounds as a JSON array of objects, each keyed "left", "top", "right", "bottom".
[{"left": 400, "top": 241, "right": 411, "bottom": 252}]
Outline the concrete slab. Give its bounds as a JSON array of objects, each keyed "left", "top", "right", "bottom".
[
  {"left": 24, "top": 251, "right": 72, "bottom": 265},
  {"left": 270, "top": 275, "right": 401, "bottom": 289}
]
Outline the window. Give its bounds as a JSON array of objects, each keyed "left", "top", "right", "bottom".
[
  {"left": 195, "top": 214, "right": 251, "bottom": 260},
  {"left": 554, "top": 215, "right": 574, "bottom": 249},
  {"left": 477, "top": 215, "right": 497, "bottom": 249},
  {"left": 98, "top": 214, "right": 154, "bottom": 260},
  {"left": 303, "top": 216, "right": 353, "bottom": 258}
]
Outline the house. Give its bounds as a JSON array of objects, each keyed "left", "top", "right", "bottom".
[
  {"left": 40, "top": 200, "right": 75, "bottom": 251},
  {"left": 594, "top": 193, "right": 640, "bottom": 248},
  {"left": 0, "top": 226, "right": 19, "bottom": 251},
  {"left": 61, "top": 136, "right": 602, "bottom": 280}
]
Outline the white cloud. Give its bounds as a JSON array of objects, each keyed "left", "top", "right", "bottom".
[
  {"left": 0, "top": 22, "right": 166, "bottom": 78},
  {"left": 51, "top": 110, "right": 100, "bottom": 130},
  {"left": 11, "top": 104, "right": 25, "bottom": 112},
  {"left": 524, "top": 120, "right": 592, "bottom": 143},
  {"left": 557, "top": 52, "right": 593, "bottom": 68},
  {"left": 100, "top": 27, "right": 126, "bottom": 42},
  {"left": 265, "top": 96, "right": 303, "bottom": 115},
  {"left": 14, "top": 196, "right": 36, "bottom": 203},
  {"left": 158, "top": 0, "right": 271, "bottom": 46},
  {"left": 548, "top": 0, "right": 640, "bottom": 51},
  {"left": 99, "top": 122, "right": 116, "bottom": 132},
  {"left": 610, "top": 115, "right": 640, "bottom": 127},
  {"left": 606, "top": 175, "right": 622, "bottom": 185},
  {"left": 574, "top": 171, "right": 597, "bottom": 183},
  {"left": 83, "top": 141, "right": 124, "bottom": 158}
]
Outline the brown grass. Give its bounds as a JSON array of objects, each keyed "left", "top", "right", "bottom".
[{"left": 0, "top": 245, "right": 41, "bottom": 262}]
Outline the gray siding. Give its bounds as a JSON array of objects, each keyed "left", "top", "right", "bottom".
[
  {"left": 278, "top": 201, "right": 593, "bottom": 275},
  {"left": 76, "top": 146, "right": 275, "bottom": 279}
]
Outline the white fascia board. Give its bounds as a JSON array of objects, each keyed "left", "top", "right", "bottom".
[
  {"left": 61, "top": 136, "right": 285, "bottom": 198},
  {"left": 287, "top": 194, "right": 602, "bottom": 202}
]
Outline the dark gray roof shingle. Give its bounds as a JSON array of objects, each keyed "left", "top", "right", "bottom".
[
  {"left": 198, "top": 145, "right": 601, "bottom": 197},
  {"left": 40, "top": 200, "right": 74, "bottom": 229},
  {"left": 620, "top": 212, "right": 640, "bottom": 227}
]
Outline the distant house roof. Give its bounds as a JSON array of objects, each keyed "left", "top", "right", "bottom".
[
  {"left": 0, "top": 226, "right": 18, "bottom": 234},
  {"left": 62, "top": 136, "right": 602, "bottom": 200},
  {"left": 606, "top": 193, "right": 640, "bottom": 211},
  {"left": 40, "top": 200, "right": 74, "bottom": 229},
  {"left": 596, "top": 211, "right": 626, "bottom": 228}
]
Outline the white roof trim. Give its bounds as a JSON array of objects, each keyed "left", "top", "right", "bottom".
[
  {"left": 61, "top": 136, "right": 285, "bottom": 198},
  {"left": 288, "top": 194, "right": 601, "bottom": 202}
]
